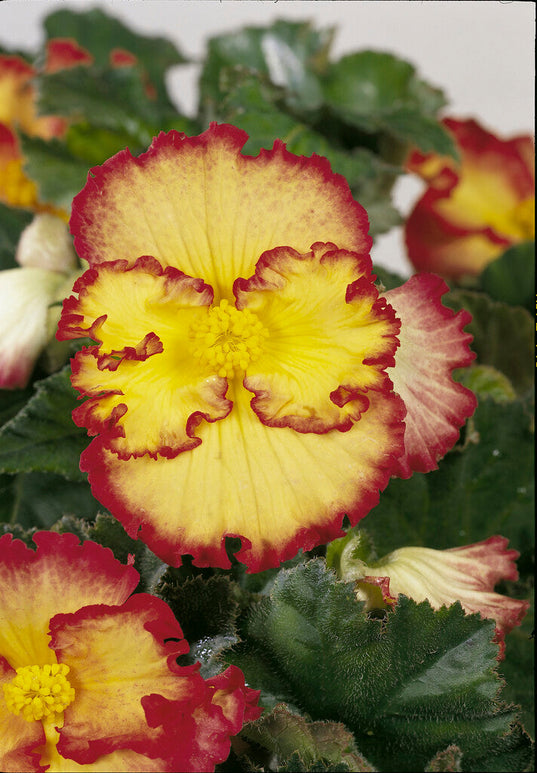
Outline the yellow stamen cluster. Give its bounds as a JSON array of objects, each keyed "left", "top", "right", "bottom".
[
  {"left": 190, "top": 299, "right": 268, "bottom": 378},
  {"left": 0, "top": 158, "right": 39, "bottom": 209},
  {"left": 2, "top": 663, "right": 75, "bottom": 722}
]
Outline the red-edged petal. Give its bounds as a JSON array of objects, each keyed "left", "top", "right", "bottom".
[
  {"left": 384, "top": 274, "right": 476, "bottom": 477},
  {"left": 78, "top": 382, "right": 406, "bottom": 572},
  {"left": 405, "top": 118, "right": 535, "bottom": 278},
  {"left": 69, "top": 124, "right": 371, "bottom": 297},
  {"left": 0, "top": 657, "right": 46, "bottom": 773},
  {"left": 0, "top": 532, "right": 139, "bottom": 669},
  {"left": 235, "top": 242, "right": 399, "bottom": 433},
  {"left": 144, "top": 665, "right": 262, "bottom": 772},
  {"left": 58, "top": 257, "right": 232, "bottom": 459},
  {"left": 50, "top": 594, "right": 201, "bottom": 765}
]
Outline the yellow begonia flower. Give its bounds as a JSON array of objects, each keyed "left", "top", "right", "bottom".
[
  {"left": 57, "top": 124, "right": 476, "bottom": 572},
  {"left": 0, "top": 531, "right": 261, "bottom": 772},
  {"left": 405, "top": 117, "right": 535, "bottom": 279}
]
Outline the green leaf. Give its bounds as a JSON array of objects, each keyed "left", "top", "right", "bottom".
[
  {"left": 457, "top": 364, "right": 517, "bottom": 404},
  {"left": 499, "top": 603, "right": 534, "bottom": 735},
  {"left": 240, "top": 705, "right": 377, "bottom": 772},
  {"left": 479, "top": 241, "right": 535, "bottom": 313},
  {"left": 322, "top": 51, "right": 456, "bottom": 159},
  {"left": 0, "top": 367, "right": 88, "bottom": 482},
  {"left": 43, "top": 7, "right": 187, "bottom": 103},
  {"left": 445, "top": 290, "right": 534, "bottom": 399},
  {"left": 361, "top": 397, "right": 534, "bottom": 559},
  {"left": 0, "top": 471, "right": 100, "bottom": 529},
  {"left": 19, "top": 134, "right": 90, "bottom": 211},
  {"left": 200, "top": 20, "right": 334, "bottom": 117},
  {"left": 156, "top": 571, "right": 240, "bottom": 645},
  {"left": 0, "top": 202, "right": 33, "bottom": 270},
  {"left": 226, "top": 560, "right": 532, "bottom": 772},
  {"left": 424, "top": 745, "right": 463, "bottom": 772}
]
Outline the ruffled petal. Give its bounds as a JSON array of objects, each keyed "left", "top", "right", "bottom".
[
  {"left": 0, "top": 532, "right": 139, "bottom": 669},
  {"left": 0, "top": 657, "right": 45, "bottom": 773},
  {"left": 235, "top": 242, "right": 399, "bottom": 432},
  {"left": 50, "top": 594, "right": 201, "bottom": 765},
  {"left": 59, "top": 257, "right": 232, "bottom": 459},
  {"left": 80, "top": 383, "right": 406, "bottom": 572},
  {"left": 384, "top": 274, "right": 476, "bottom": 477},
  {"left": 143, "top": 665, "right": 261, "bottom": 772},
  {"left": 70, "top": 124, "right": 371, "bottom": 297}
]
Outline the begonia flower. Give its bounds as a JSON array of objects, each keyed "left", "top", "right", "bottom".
[
  {"left": 57, "top": 124, "right": 476, "bottom": 572},
  {"left": 338, "top": 535, "right": 529, "bottom": 657},
  {"left": 0, "top": 530, "right": 261, "bottom": 772},
  {"left": 0, "top": 52, "right": 67, "bottom": 212},
  {"left": 405, "top": 117, "right": 535, "bottom": 279},
  {"left": 0, "top": 214, "right": 80, "bottom": 389}
]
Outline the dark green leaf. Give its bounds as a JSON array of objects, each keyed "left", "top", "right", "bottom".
[
  {"left": 0, "top": 367, "right": 88, "bottom": 482},
  {"left": 445, "top": 290, "right": 534, "bottom": 398},
  {"left": 479, "top": 241, "right": 535, "bottom": 313},
  {"left": 0, "top": 471, "right": 100, "bottom": 529},
  {"left": 361, "top": 398, "right": 534, "bottom": 558},
  {"left": 226, "top": 560, "right": 532, "bottom": 772},
  {"left": 0, "top": 202, "right": 33, "bottom": 270},
  {"left": 424, "top": 745, "right": 463, "bottom": 772}
]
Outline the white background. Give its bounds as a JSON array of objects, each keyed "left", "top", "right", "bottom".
[{"left": 1, "top": 0, "right": 534, "bottom": 275}]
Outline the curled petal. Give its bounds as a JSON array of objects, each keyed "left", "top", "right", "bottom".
[
  {"left": 143, "top": 665, "right": 261, "bottom": 772},
  {"left": 70, "top": 124, "right": 371, "bottom": 296},
  {"left": 80, "top": 384, "right": 406, "bottom": 572},
  {"left": 384, "top": 273, "right": 476, "bottom": 477},
  {"left": 50, "top": 594, "right": 199, "bottom": 765},
  {"left": 0, "top": 532, "right": 139, "bottom": 669},
  {"left": 236, "top": 242, "right": 400, "bottom": 433},
  {"left": 59, "top": 257, "right": 232, "bottom": 459}
]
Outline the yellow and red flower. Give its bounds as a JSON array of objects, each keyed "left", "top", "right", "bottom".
[
  {"left": 405, "top": 118, "right": 535, "bottom": 279},
  {"left": 0, "top": 531, "right": 261, "bottom": 772},
  {"left": 337, "top": 535, "right": 529, "bottom": 658},
  {"left": 57, "top": 124, "right": 476, "bottom": 572}
]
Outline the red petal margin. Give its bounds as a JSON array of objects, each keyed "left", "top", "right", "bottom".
[
  {"left": 143, "top": 665, "right": 262, "bottom": 772},
  {"left": 50, "top": 594, "right": 200, "bottom": 766},
  {"left": 384, "top": 274, "right": 476, "bottom": 477},
  {"left": 45, "top": 39, "right": 93, "bottom": 73},
  {"left": 235, "top": 242, "right": 399, "bottom": 434}
]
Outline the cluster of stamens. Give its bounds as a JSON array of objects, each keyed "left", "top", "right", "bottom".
[
  {"left": 190, "top": 299, "right": 268, "bottom": 379},
  {"left": 2, "top": 662, "right": 75, "bottom": 722}
]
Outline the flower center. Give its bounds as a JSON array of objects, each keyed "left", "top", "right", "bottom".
[
  {"left": 189, "top": 299, "right": 268, "bottom": 379},
  {"left": 2, "top": 663, "right": 75, "bottom": 722}
]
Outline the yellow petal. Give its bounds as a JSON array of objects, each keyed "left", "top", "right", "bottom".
[
  {"left": 0, "top": 532, "right": 138, "bottom": 669},
  {"left": 61, "top": 257, "right": 232, "bottom": 459},
  {"left": 81, "top": 384, "right": 406, "bottom": 572},
  {"left": 236, "top": 242, "right": 400, "bottom": 432},
  {"left": 71, "top": 125, "right": 371, "bottom": 297},
  {"left": 50, "top": 595, "right": 201, "bottom": 765}
]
